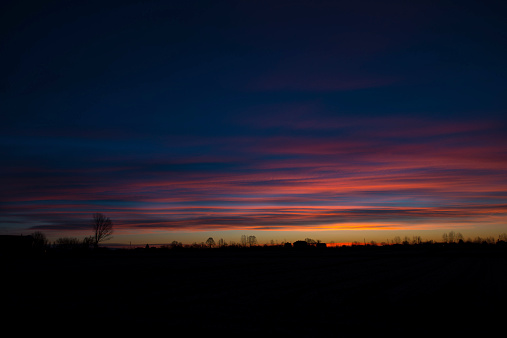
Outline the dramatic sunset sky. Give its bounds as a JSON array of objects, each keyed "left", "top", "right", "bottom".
[{"left": 1, "top": 0, "right": 506, "bottom": 246}]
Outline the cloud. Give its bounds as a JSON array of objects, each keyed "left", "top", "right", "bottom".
[
  {"left": 2, "top": 115, "right": 506, "bottom": 235},
  {"left": 24, "top": 204, "right": 507, "bottom": 232}
]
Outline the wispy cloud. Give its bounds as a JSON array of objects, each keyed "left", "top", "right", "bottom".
[{"left": 2, "top": 114, "right": 506, "bottom": 236}]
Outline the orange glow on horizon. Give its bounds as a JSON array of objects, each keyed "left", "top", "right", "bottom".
[{"left": 325, "top": 242, "right": 373, "bottom": 247}]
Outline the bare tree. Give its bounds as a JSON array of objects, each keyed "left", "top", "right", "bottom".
[
  {"left": 455, "top": 232, "right": 464, "bottom": 243},
  {"left": 412, "top": 236, "right": 422, "bottom": 245},
  {"left": 240, "top": 235, "right": 248, "bottom": 247},
  {"left": 205, "top": 237, "right": 215, "bottom": 248},
  {"left": 92, "top": 213, "right": 113, "bottom": 248},
  {"left": 83, "top": 236, "right": 95, "bottom": 249},
  {"left": 442, "top": 233, "right": 448, "bottom": 243},
  {"left": 31, "top": 231, "right": 50, "bottom": 252},
  {"left": 448, "top": 231, "right": 456, "bottom": 243},
  {"left": 248, "top": 235, "right": 257, "bottom": 247},
  {"left": 171, "top": 240, "right": 182, "bottom": 249},
  {"left": 442, "top": 231, "right": 463, "bottom": 244}
]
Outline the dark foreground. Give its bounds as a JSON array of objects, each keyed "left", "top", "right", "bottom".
[{"left": 3, "top": 245, "right": 507, "bottom": 335}]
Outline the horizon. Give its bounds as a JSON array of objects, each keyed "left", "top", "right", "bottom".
[
  {"left": 1, "top": 1, "right": 507, "bottom": 245},
  {"left": 15, "top": 228, "right": 507, "bottom": 249}
]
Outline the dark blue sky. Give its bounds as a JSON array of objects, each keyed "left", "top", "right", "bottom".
[{"left": 1, "top": 0, "right": 507, "bottom": 244}]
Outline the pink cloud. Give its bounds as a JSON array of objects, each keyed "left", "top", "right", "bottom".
[{"left": 3, "top": 115, "right": 506, "bottom": 237}]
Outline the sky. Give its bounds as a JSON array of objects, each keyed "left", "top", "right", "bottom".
[{"left": 1, "top": 0, "right": 507, "bottom": 246}]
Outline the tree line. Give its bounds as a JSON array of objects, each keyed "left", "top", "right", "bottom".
[
  {"left": 25, "top": 213, "right": 113, "bottom": 252},
  {"left": 9, "top": 211, "right": 507, "bottom": 254},
  {"left": 157, "top": 235, "right": 259, "bottom": 250}
]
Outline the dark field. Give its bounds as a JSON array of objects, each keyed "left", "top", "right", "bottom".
[{"left": 3, "top": 246, "right": 507, "bottom": 335}]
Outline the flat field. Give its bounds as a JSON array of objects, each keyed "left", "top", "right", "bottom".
[{"left": 3, "top": 246, "right": 506, "bottom": 335}]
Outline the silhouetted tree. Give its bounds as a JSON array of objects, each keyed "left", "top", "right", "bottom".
[
  {"left": 92, "top": 213, "right": 113, "bottom": 248},
  {"left": 442, "top": 233, "right": 448, "bottom": 243},
  {"left": 205, "top": 237, "right": 215, "bottom": 248},
  {"left": 248, "top": 236, "right": 257, "bottom": 247},
  {"left": 412, "top": 236, "right": 422, "bottom": 245},
  {"left": 443, "top": 231, "right": 464, "bottom": 243},
  {"left": 484, "top": 236, "right": 495, "bottom": 244},
  {"left": 456, "top": 232, "right": 464, "bottom": 242},
  {"left": 82, "top": 236, "right": 95, "bottom": 249},
  {"left": 31, "top": 231, "right": 50, "bottom": 252},
  {"left": 448, "top": 231, "right": 456, "bottom": 243},
  {"left": 171, "top": 240, "right": 182, "bottom": 249}
]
